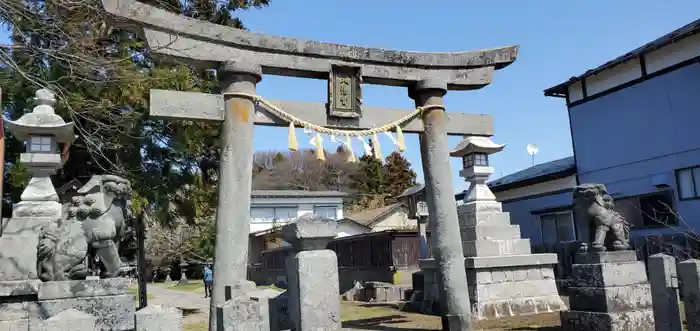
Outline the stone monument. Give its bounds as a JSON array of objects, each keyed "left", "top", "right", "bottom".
[
  {"left": 100, "top": 0, "right": 520, "bottom": 328},
  {"left": 281, "top": 214, "right": 341, "bottom": 331},
  {"left": 0, "top": 88, "right": 180, "bottom": 331},
  {"left": 420, "top": 136, "right": 565, "bottom": 319},
  {"left": 560, "top": 183, "right": 654, "bottom": 331}
]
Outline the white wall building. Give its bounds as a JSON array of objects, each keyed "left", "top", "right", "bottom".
[{"left": 249, "top": 190, "right": 346, "bottom": 234}]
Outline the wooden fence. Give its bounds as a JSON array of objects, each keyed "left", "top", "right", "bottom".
[
  {"left": 532, "top": 233, "right": 699, "bottom": 281},
  {"left": 249, "top": 230, "right": 430, "bottom": 291}
]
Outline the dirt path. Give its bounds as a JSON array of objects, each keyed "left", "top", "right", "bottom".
[
  {"left": 146, "top": 283, "right": 210, "bottom": 329},
  {"left": 144, "top": 283, "right": 563, "bottom": 330}
]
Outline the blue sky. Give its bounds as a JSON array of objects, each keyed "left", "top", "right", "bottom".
[{"left": 3, "top": 1, "right": 700, "bottom": 192}]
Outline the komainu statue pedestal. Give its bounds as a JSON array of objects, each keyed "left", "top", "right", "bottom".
[
  {"left": 560, "top": 251, "right": 655, "bottom": 331},
  {"left": 0, "top": 278, "right": 136, "bottom": 331}
]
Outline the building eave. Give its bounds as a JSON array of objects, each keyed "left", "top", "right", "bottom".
[
  {"left": 250, "top": 190, "right": 348, "bottom": 199},
  {"left": 489, "top": 167, "right": 577, "bottom": 193},
  {"left": 543, "top": 18, "right": 700, "bottom": 98}
]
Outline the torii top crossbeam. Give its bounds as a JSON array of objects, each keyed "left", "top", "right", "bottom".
[{"left": 101, "top": 0, "right": 518, "bottom": 90}]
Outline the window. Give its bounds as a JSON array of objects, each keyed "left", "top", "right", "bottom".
[
  {"left": 676, "top": 166, "right": 700, "bottom": 200},
  {"left": 474, "top": 153, "right": 489, "bottom": 166},
  {"left": 250, "top": 207, "right": 298, "bottom": 223},
  {"left": 614, "top": 191, "right": 676, "bottom": 228},
  {"left": 251, "top": 207, "right": 274, "bottom": 223},
  {"left": 28, "top": 136, "right": 53, "bottom": 153},
  {"left": 539, "top": 212, "right": 576, "bottom": 244},
  {"left": 462, "top": 153, "right": 489, "bottom": 169},
  {"left": 274, "top": 207, "right": 298, "bottom": 222},
  {"left": 314, "top": 206, "right": 337, "bottom": 220}
]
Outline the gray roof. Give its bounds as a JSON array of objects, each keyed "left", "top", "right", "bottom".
[
  {"left": 342, "top": 203, "right": 407, "bottom": 228},
  {"left": 251, "top": 190, "right": 347, "bottom": 198},
  {"left": 398, "top": 184, "right": 425, "bottom": 198},
  {"left": 487, "top": 156, "right": 576, "bottom": 190},
  {"left": 544, "top": 18, "right": 700, "bottom": 96}
]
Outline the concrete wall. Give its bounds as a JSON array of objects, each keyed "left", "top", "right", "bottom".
[
  {"left": 570, "top": 63, "right": 700, "bottom": 234},
  {"left": 501, "top": 190, "right": 574, "bottom": 246},
  {"left": 494, "top": 175, "right": 577, "bottom": 246}
]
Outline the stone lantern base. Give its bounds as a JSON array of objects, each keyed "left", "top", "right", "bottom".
[{"left": 418, "top": 201, "right": 566, "bottom": 320}]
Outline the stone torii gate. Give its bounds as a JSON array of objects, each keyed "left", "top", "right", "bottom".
[{"left": 102, "top": 0, "right": 518, "bottom": 329}]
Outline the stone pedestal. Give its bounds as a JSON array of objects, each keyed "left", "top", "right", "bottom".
[
  {"left": 420, "top": 201, "right": 565, "bottom": 319},
  {"left": 677, "top": 259, "right": 700, "bottom": 331},
  {"left": 0, "top": 278, "right": 137, "bottom": 331},
  {"left": 648, "top": 253, "right": 682, "bottom": 331},
  {"left": 282, "top": 214, "right": 341, "bottom": 331},
  {"left": 0, "top": 206, "right": 62, "bottom": 282},
  {"left": 560, "top": 251, "right": 655, "bottom": 331},
  {"left": 135, "top": 305, "right": 183, "bottom": 331},
  {"left": 33, "top": 308, "right": 97, "bottom": 331}
]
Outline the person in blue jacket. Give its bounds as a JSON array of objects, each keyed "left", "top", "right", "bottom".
[{"left": 203, "top": 264, "right": 213, "bottom": 298}]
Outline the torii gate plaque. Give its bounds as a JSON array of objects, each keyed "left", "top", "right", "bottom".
[{"left": 102, "top": 0, "right": 518, "bottom": 329}]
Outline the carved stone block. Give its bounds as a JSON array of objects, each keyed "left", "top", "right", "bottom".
[
  {"left": 327, "top": 64, "right": 362, "bottom": 119},
  {"left": 37, "top": 278, "right": 129, "bottom": 300},
  {"left": 0, "top": 235, "right": 40, "bottom": 281},
  {"left": 135, "top": 305, "right": 183, "bottom": 331}
]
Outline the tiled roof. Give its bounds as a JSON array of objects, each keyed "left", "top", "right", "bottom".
[
  {"left": 487, "top": 156, "right": 576, "bottom": 191},
  {"left": 342, "top": 203, "right": 406, "bottom": 227}
]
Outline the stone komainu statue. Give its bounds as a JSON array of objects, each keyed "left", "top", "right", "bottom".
[
  {"left": 37, "top": 175, "right": 132, "bottom": 281},
  {"left": 572, "top": 183, "right": 630, "bottom": 252}
]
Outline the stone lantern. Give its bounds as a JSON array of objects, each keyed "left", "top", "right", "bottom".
[
  {"left": 450, "top": 136, "right": 505, "bottom": 205},
  {"left": 398, "top": 184, "right": 430, "bottom": 259},
  {"left": 5, "top": 89, "right": 75, "bottom": 218}
]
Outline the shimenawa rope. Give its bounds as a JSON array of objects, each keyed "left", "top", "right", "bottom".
[{"left": 222, "top": 92, "right": 445, "bottom": 161}]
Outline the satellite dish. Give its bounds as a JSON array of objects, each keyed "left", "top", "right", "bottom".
[
  {"left": 526, "top": 144, "right": 539, "bottom": 165},
  {"left": 526, "top": 144, "right": 539, "bottom": 155}
]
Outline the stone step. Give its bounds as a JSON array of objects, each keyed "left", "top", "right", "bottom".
[
  {"left": 458, "top": 201, "right": 503, "bottom": 214},
  {"left": 571, "top": 261, "right": 648, "bottom": 288},
  {"left": 465, "top": 253, "right": 559, "bottom": 269},
  {"left": 469, "top": 279, "right": 560, "bottom": 302},
  {"left": 458, "top": 212, "right": 512, "bottom": 227},
  {"left": 568, "top": 283, "right": 652, "bottom": 312},
  {"left": 472, "top": 294, "right": 566, "bottom": 320},
  {"left": 420, "top": 253, "right": 559, "bottom": 270},
  {"left": 462, "top": 239, "right": 531, "bottom": 257},
  {"left": 467, "top": 265, "right": 556, "bottom": 285},
  {"left": 460, "top": 225, "right": 521, "bottom": 241}
]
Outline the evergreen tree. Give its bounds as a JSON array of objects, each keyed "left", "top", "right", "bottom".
[
  {"left": 348, "top": 153, "right": 388, "bottom": 209},
  {"left": 0, "top": 0, "right": 271, "bottom": 224},
  {"left": 383, "top": 151, "right": 417, "bottom": 202}
]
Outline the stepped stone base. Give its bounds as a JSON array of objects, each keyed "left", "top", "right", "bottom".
[
  {"left": 420, "top": 254, "right": 566, "bottom": 319},
  {"left": 560, "top": 251, "right": 655, "bottom": 331},
  {"left": 418, "top": 201, "right": 566, "bottom": 320}
]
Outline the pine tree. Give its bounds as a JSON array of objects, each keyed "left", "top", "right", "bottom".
[
  {"left": 350, "top": 154, "right": 387, "bottom": 195},
  {"left": 383, "top": 152, "right": 417, "bottom": 202}
]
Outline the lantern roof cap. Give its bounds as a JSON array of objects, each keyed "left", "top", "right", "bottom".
[
  {"left": 5, "top": 89, "right": 75, "bottom": 143},
  {"left": 450, "top": 136, "right": 505, "bottom": 157}
]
